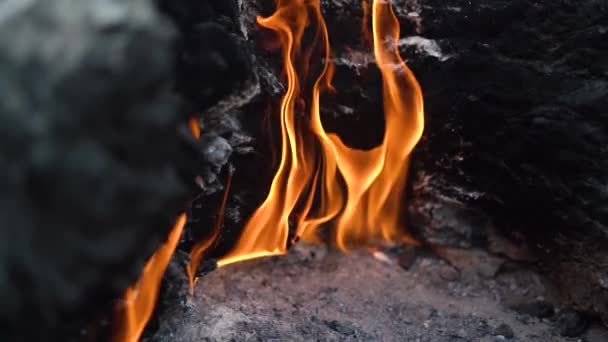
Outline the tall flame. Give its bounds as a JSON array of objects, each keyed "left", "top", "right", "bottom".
[
  {"left": 217, "top": 0, "right": 316, "bottom": 266},
  {"left": 112, "top": 214, "right": 186, "bottom": 342},
  {"left": 218, "top": 0, "right": 423, "bottom": 266}
]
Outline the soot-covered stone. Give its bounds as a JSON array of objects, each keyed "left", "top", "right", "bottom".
[{"left": 402, "top": 0, "right": 608, "bottom": 322}]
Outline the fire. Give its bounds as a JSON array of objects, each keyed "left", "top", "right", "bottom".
[
  {"left": 361, "top": 0, "right": 373, "bottom": 48},
  {"left": 112, "top": 214, "right": 186, "bottom": 342},
  {"left": 218, "top": 0, "right": 424, "bottom": 266},
  {"left": 111, "top": 1, "right": 423, "bottom": 337},
  {"left": 186, "top": 171, "right": 232, "bottom": 294},
  {"left": 189, "top": 117, "right": 201, "bottom": 139}
]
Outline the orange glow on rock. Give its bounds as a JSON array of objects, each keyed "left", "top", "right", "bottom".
[
  {"left": 217, "top": 0, "right": 424, "bottom": 267},
  {"left": 112, "top": 214, "right": 186, "bottom": 342}
]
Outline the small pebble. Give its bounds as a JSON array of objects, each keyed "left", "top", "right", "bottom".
[{"left": 326, "top": 320, "right": 355, "bottom": 336}]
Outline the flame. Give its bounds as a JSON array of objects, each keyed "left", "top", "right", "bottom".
[
  {"left": 189, "top": 117, "right": 201, "bottom": 139},
  {"left": 217, "top": 0, "right": 316, "bottom": 266},
  {"left": 186, "top": 171, "right": 232, "bottom": 294},
  {"left": 112, "top": 214, "right": 186, "bottom": 342},
  {"left": 361, "top": 0, "right": 373, "bottom": 48},
  {"left": 218, "top": 0, "right": 423, "bottom": 266}
]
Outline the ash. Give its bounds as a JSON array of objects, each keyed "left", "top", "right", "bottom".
[{"left": 152, "top": 244, "right": 595, "bottom": 341}]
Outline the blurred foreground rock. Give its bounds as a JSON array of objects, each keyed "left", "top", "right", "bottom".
[{"left": 0, "top": 0, "right": 186, "bottom": 339}]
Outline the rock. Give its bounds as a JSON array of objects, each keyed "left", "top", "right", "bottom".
[
  {"left": 435, "top": 248, "right": 504, "bottom": 278},
  {"left": 494, "top": 323, "right": 515, "bottom": 339},
  {"left": 451, "top": 328, "right": 468, "bottom": 339},
  {"left": 0, "top": 0, "right": 187, "bottom": 339},
  {"left": 439, "top": 265, "right": 461, "bottom": 281},
  {"left": 487, "top": 228, "right": 535, "bottom": 262},
  {"left": 326, "top": 320, "right": 356, "bottom": 336},
  {"left": 398, "top": 246, "right": 418, "bottom": 270},
  {"left": 509, "top": 300, "right": 555, "bottom": 319},
  {"left": 405, "top": 0, "right": 608, "bottom": 324},
  {"left": 584, "top": 324, "right": 608, "bottom": 342},
  {"left": 557, "top": 309, "right": 589, "bottom": 337}
]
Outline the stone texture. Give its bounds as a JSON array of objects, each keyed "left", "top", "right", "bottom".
[{"left": 152, "top": 250, "right": 572, "bottom": 341}]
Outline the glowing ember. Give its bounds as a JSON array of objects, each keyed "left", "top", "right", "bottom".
[
  {"left": 218, "top": 0, "right": 424, "bottom": 266},
  {"left": 112, "top": 214, "right": 186, "bottom": 342}
]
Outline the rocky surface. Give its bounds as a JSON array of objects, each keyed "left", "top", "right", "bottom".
[
  {"left": 153, "top": 244, "right": 607, "bottom": 341},
  {"left": 122, "top": 0, "right": 608, "bottom": 338},
  {"left": 150, "top": 0, "right": 608, "bottom": 337},
  {"left": 162, "top": 0, "right": 608, "bottom": 336},
  {"left": 4, "top": 0, "right": 603, "bottom": 339},
  {"left": 158, "top": 0, "right": 256, "bottom": 196},
  {"left": 402, "top": 0, "right": 608, "bottom": 324}
]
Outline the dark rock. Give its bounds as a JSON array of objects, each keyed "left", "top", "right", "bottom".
[
  {"left": 509, "top": 300, "right": 555, "bottom": 319},
  {"left": 326, "top": 320, "right": 356, "bottom": 336},
  {"left": 557, "top": 309, "right": 589, "bottom": 337},
  {"left": 398, "top": 246, "right": 418, "bottom": 270},
  {"left": 174, "top": 22, "right": 251, "bottom": 109},
  {"left": 494, "top": 323, "right": 515, "bottom": 339},
  {"left": 476, "top": 320, "right": 491, "bottom": 336},
  {"left": 584, "top": 324, "right": 608, "bottom": 342},
  {"left": 403, "top": 0, "right": 608, "bottom": 323}
]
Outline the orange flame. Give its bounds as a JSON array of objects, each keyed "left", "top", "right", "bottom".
[
  {"left": 218, "top": 0, "right": 423, "bottom": 266},
  {"left": 112, "top": 214, "right": 186, "bottom": 342},
  {"left": 186, "top": 171, "right": 232, "bottom": 294},
  {"left": 361, "top": 0, "right": 373, "bottom": 48},
  {"left": 189, "top": 117, "right": 201, "bottom": 139},
  {"left": 217, "top": 0, "right": 315, "bottom": 266}
]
